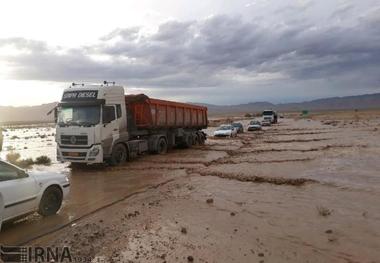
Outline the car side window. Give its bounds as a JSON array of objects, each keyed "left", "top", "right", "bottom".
[{"left": 0, "top": 162, "right": 20, "bottom": 182}]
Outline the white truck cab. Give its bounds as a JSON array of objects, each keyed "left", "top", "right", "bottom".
[
  {"left": 56, "top": 83, "right": 127, "bottom": 164},
  {"left": 262, "top": 110, "right": 278, "bottom": 124}
]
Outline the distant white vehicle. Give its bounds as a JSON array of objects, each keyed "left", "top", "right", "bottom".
[
  {"left": 247, "top": 120, "right": 262, "bottom": 131},
  {"left": 214, "top": 125, "right": 238, "bottom": 137},
  {"left": 262, "top": 110, "right": 278, "bottom": 124},
  {"left": 0, "top": 160, "right": 70, "bottom": 230}
]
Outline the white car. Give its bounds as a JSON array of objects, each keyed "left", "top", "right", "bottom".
[
  {"left": 247, "top": 120, "right": 262, "bottom": 131},
  {"left": 214, "top": 124, "right": 238, "bottom": 137},
  {"left": 0, "top": 160, "right": 70, "bottom": 230}
]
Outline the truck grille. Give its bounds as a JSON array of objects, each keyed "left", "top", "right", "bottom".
[{"left": 61, "top": 135, "right": 88, "bottom": 145}]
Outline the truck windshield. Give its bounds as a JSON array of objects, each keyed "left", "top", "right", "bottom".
[
  {"left": 263, "top": 110, "right": 274, "bottom": 116},
  {"left": 58, "top": 105, "right": 100, "bottom": 127}
]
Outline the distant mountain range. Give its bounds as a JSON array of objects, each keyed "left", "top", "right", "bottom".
[
  {"left": 0, "top": 103, "right": 57, "bottom": 124},
  {"left": 0, "top": 93, "right": 379, "bottom": 124},
  {"left": 197, "top": 93, "right": 380, "bottom": 116}
]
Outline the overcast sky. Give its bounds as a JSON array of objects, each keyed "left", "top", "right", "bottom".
[{"left": 0, "top": 0, "right": 379, "bottom": 106}]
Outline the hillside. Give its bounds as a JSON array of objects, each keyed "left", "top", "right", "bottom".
[
  {"left": 0, "top": 102, "right": 57, "bottom": 124},
  {"left": 201, "top": 93, "right": 380, "bottom": 116},
  {"left": 0, "top": 93, "right": 379, "bottom": 123}
]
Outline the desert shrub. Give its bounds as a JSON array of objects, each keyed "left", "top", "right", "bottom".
[
  {"left": 6, "top": 146, "right": 15, "bottom": 151},
  {"left": 6, "top": 152, "right": 34, "bottom": 168},
  {"left": 244, "top": 113, "right": 252, "bottom": 118},
  {"left": 34, "top": 155, "right": 51, "bottom": 165},
  {"left": 6, "top": 152, "right": 21, "bottom": 164},
  {"left": 17, "top": 158, "right": 35, "bottom": 168}
]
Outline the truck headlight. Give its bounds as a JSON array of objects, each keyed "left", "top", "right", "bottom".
[{"left": 89, "top": 146, "right": 100, "bottom": 157}]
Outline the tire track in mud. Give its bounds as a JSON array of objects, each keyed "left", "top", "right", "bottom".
[
  {"left": 265, "top": 131, "right": 336, "bottom": 136},
  {"left": 263, "top": 138, "right": 332, "bottom": 143},
  {"left": 240, "top": 144, "right": 368, "bottom": 154},
  {"left": 212, "top": 157, "right": 316, "bottom": 165},
  {"left": 201, "top": 144, "right": 367, "bottom": 168},
  {"left": 194, "top": 171, "right": 317, "bottom": 186}
]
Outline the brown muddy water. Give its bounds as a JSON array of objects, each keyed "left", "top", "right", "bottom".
[{"left": 1, "top": 114, "right": 380, "bottom": 262}]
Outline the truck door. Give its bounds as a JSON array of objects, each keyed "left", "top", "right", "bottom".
[{"left": 102, "top": 105, "right": 119, "bottom": 155}]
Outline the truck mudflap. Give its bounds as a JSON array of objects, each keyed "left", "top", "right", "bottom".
[{"left": 127, "top": 140, "right": 148, "bottom": 158}]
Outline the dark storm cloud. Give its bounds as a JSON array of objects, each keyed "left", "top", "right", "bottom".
[{"left": 1, "top": 1, "right": 380, "bottom": 103}]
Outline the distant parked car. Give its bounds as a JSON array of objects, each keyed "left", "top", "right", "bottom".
[
  {"left": 231, "top": 122, "right": 244, "bottom": 133},
  {"left": 0, "top": 160, "right": 70, "bottom": 231},
  {"left": 262, "top": 119, "right": 272, "bottom": 127},
  {"left": 247, "top": 120, "right": 262, "bottom": 131},
  {"left": 214, "top": 125, "right": 238, "bottom": 137}
]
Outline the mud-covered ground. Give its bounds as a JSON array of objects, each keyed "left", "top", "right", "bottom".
[{"left": 3, "top": 110, "right": 380, "bottom": 262}]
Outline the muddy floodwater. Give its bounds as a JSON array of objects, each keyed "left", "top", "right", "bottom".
[{"left": 1, "top": 111, "right": 380, "bottom": 262}]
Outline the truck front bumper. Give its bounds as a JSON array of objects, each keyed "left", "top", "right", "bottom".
[{"left": 57, "top": 144, "right": 104, "bottom": 164}]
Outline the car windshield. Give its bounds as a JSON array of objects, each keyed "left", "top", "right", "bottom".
[
  {"left": 232, "top": 123, "right": 241, "bottom": 127},
  {"left": 58, "top": 105, "right": 101, "bottom": 127},
  {"left": 250, "top": 121, "right": 259, "bottom": 125},
  {"left": 218, "top": 125, "right": 232, "bottom": 130}
]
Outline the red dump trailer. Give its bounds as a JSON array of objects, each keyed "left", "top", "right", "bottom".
[
  {"left": 116, "top": 94, "right": 209, "bottom": 163},
  {"left": 125, "top": 94, "right": 208, "bottom": 129}
]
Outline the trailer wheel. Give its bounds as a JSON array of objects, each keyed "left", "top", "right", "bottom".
[
  {"left": 199, "top": 133, "right": 206, "bottom": 145},
  {"left": 193, "top": 134, "right": 200, "bottom": 145},
  {"left": 157, "top": 137, "right": 168, "bottom": 154},
  {"left": 182, "top": 134, "right": 193, "bottom": 148},
  {"left": 110, "top": 143, "right": 128, "bottom": 166}
]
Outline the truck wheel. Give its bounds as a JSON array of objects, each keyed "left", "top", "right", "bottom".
[
  {"left": 199, "top": 133, "right": 206, "bottom": 145},
  {"left": 38, "top": 186, "right": 63, "bottom": 216},
  {"left": 183, "top": 134, "right": 193, "bottom": 148},
  {"left": 157, "top": 137, "right": 168, "bottom": 154},
  {"left": 193, "top": 134, "right": 200, "bottom": 145},
  {"left": 110, "top": 143, "right": 128, "bottom": 166}
]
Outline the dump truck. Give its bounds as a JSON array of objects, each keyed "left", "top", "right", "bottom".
[
  {"left": 55, "top": 83, "right": 208, "bottom": 165},
  {"left": 262, "top": 110, "right": 278, "bottom": 124}
]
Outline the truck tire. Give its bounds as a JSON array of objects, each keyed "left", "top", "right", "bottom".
[
  {"left": 199, "top": 133, "right": 206, "bottom": 145},
  {"left": 183, "top": 134, "right": 193, "bottom": 148},
  {"left": 38, "top": 186, "right": 63, "bottom": 216},
  {"left": 157, "top": 137, "right": 168, "bottom": 154},
  {"left": 193, "top": 133, "right": 200, "bottom": 145},
  {"left": 110, "top": 143, "right": 128, "bottom": 166}
]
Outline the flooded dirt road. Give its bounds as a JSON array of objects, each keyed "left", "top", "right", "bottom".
[
  {"left": 0, "top": 165, "right": 186, "bottom": 245},
  {"left": 1, "top": 111, "right": 380, "bottom": 262}
]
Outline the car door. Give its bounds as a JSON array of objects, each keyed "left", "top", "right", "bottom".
[{"left": 0, "top": 162, "right": 39, "bottom": 221}]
